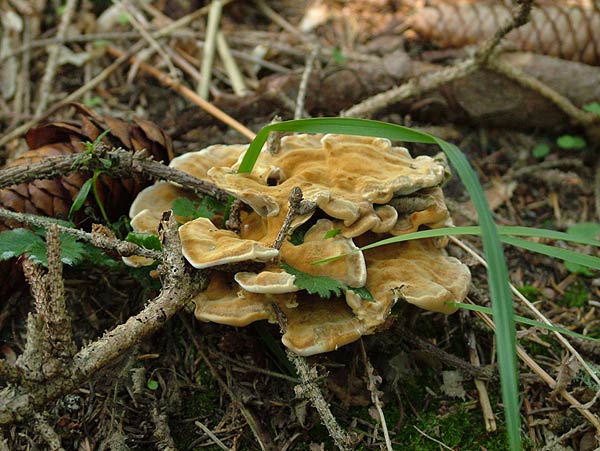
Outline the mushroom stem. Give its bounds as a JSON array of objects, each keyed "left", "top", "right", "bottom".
[{"left": 272, "top": 186, "right": 316, "bottom": 250}]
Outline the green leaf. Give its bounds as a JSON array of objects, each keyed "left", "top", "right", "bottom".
[
  {"left": 348, "top": 286, "right": 374, "bottom": 302},
  {"left": 0, "top": 229, "right": 43, "bottom": 260},
  {"left": 56, "top": 234, "right": 86, "bottom": 266},
  {"left": 27, "top": 233, "right": 86, "bottom": 266},
  {"left": 448, "top": 302, "right": 600, "bottom": 343},
  {"left": 531, "top": 143, "right": 550, "bottom": 159},
  {"left": 281, "top": 261, "right": 345, "bottom": 298},
  {"left": 69, "top": 178, "right": 93, "bottom": 219},
  {"left": 172, "top": 198, "right": 197, "bottom": 218},
  {"left": 583, "top": 101, "right": 600, "bottom": 115},
  {"left": 147, "top": 379, "right": 159, "bottom": 390},
  {"left": 172, "top": 196, "right": 224, "bottom": 221},
  {"left": 557, "top": 134, "right": 586, "bottom": 150},
  {"left": 126, "top": 232, "right": 162, "bottom": 251},
  {"left": 323, "top": 229, "right": 341, "bottom": 239},
  {"left": 281, "top": 261, "right": 373, "bottom": 301}
]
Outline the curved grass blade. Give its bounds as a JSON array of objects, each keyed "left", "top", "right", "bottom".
[
  {"left": 312, "top": 226, "right": 600, "bottom": 270},
  {"left": 240, "top": 117, "right": 521, "bottom": 450}
]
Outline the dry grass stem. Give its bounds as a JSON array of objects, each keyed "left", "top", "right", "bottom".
[
  {"left": 199, "top": 0, "right": 223, "bottom": 99},
  {"left": 34, "top": 0, "right": 77, "bottom": 115},
  {"left": 294, "top": 45, "right": 319, "bottom": 120},
  {"left": 195, "top": 420, "right": 232, "bottom": 451},
  {"left": 216, "top": 31, "right": 248, "bottom": 96}
]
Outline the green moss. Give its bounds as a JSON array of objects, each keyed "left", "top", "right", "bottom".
[{"left": 560, "top": 280, "right": 589, "bottom": 308}]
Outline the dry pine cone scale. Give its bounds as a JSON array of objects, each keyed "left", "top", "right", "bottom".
[{"left": 0, "top": 104, "right": 174, "bottom": 230}]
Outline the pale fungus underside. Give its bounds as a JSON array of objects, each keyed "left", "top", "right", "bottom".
[{"left": 126, "top": 134, "right": 471, "bottom": 356}]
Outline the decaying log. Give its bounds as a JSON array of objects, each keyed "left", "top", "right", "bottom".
[{"left": 183, "top": 51, "right": 600, "bottom": 133}]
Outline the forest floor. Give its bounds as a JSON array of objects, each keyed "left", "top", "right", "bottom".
[{"left": 0, "top": 1, "right": 599, "bottom": 450}]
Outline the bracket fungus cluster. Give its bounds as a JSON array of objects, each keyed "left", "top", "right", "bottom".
[{"left": 127, "top": 134, "right": 471, "bottom": 356}]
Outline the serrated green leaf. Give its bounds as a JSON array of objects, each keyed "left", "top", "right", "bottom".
[
  {"left": 57, "top": 234, "right": 86, "bottom": 265},
  {"left": 172, "top": 198, "right": 197, "bottom": 218},
  {"left": 531, "top": 143, "right": 550, "bottom": 159},
  {"left": 0, "top": 229, "right": 43, "bottom": 260},
  {"left": 280, "top": 261, "right": 372, "bottom": 301},
  {"left": 27, "top": 233, "right": 86, "bottom": 266},
  {"left": 281, "top": 261, "right": 345, "bottom": 298},
  {"left": 126, "top": 232, "right": 162, "bottom": 251},
  {"left": 557, "top": 134, "right": 586, "bottom": 150},
  {"left": 323, "top": 229, "right": 341, "bottom": 239},
  {"left": 69, "top": 178, "right": 93, "bottom": 219}
]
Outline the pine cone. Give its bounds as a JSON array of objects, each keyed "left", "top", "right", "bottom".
[
  {"left": 409, "top": 2, "right": 600, "bottom": 65},
  {"left": 0, "top": 104, "right": 174, "bottom": 230}
]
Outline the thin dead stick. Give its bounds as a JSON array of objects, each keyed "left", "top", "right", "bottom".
[
  {"left": 488, "top": 57, "right": 599, "bottom": 128},
  {"left": 106, "top": 46, "right": 256, "bottom": 140},
  {"left": 0, "top": 208, "right": 161, "bottom": 260},
  {"left": 0, "top": 146, "right": 230, "bottom": 201},
  {"left": 0, "top": 42, "right": 144, "bottom": 150},
  {"left": 199, "top": 0, "right": 223, "bottom": 99},
  {"left": 191, "top": 342, "right": 275, "bottom": 451},
  {"left": 255, "top": 0, "right": 309, "bottom": 43},
  {"left": 34, "top": 0, "right": 78, "bottom": 115},
  {"left": 359, "top": 340, "right": 392, "bottom": 451},
  {"left": 465, "top": 326, "right": 497, "bottom": 431},
  {"left": 272, "top": 187, "right": 316, "bottom": 250},
  {"left": 294, "top": 45, "right": 319, "bottom": 120},
  {"left": 270, "top": 305, "right": 352, "bottom": 451}
]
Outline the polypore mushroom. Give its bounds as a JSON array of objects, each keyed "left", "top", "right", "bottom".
[
  {"left": 208, "top": 134, "right": 447, "bottom": 231},
  {"left": 345, "top": 237, "right": 471, "bottom": 332},
  {"left": 179, "top": 217, "right": 278, "bottom": 269},
  {"left": 234, "top": 270, "right": 299, "bottom": 294},
  {"left": 281, "top": 219, "right": 366, "bottom": 288},
  {"left": 280, "top": 295, "right": 367, "bottom": 356},
  {"left": 193, "top": 272, "right": 298, "bottom": 326}
]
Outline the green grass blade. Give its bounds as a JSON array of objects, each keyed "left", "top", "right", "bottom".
[
  {"left": 312, "top": 226, "right": 600, "bottom": 267},
  {"left": 241, "top": 118, "right": 521, "bottom": 450},
  {"left": 502, "top": 236, "right": 600, "bottom": 271},
  {"left": 448, "top": 302, "right": 600, "bottom": 343}
]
